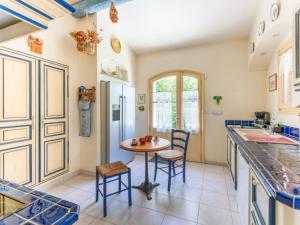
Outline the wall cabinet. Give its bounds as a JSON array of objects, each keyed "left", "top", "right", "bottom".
[{"left": 0, "top": 47, "right": 69, "bottom": 186}]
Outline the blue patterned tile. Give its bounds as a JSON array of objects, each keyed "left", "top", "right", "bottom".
[
  {"left": 31, "top": 190, "right": 47, "bottom": 198},
  {"left": 0, "top": 215, "right": 24, "bottom": 225},
  {"left": 32, "top": 205, "right": 68, "bottom": 225},
  {"left": 44, "top": 195, "right": 61, "bottom": 203},
  {"left": 17, "top": 186, "right": 32, "bottom": 193},
  {"left": 54, "top": 213, "right": 78, "bottom": 225},
  {"left": 234, "top": 120, "right": 241, "bottom": 125},
  {"left": 19, "top": 194, "right": 39, "bottom": 203},
  {"left": 58, "top": 200, "right": 80, "bottom": 213},
  {"left": 17, "top": 199, "right": 53, "bottom": 219},
  {"left": 7, "top": 189, "right": 26, "bottom": 198},
  {"left": 241, "top": 120, "right": 249, "bottom": 126},
  {"left": 227, "top": 120, "right": 234, "bottom": 126},
  {"left": 7, "top": 182, "right": 20, "bottom": 189}
]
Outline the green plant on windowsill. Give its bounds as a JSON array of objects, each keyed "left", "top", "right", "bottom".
[{"left": 213, "top": 96, "right": 222, "bottom": 105}]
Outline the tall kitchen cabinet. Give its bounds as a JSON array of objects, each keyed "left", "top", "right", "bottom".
[{"left": 0, "top": 47, "right": 69, "bottom": 186}]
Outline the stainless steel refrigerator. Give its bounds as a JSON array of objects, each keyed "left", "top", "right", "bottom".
[{"left": 100, "top": 81, "right": 135, "bottom": 164}]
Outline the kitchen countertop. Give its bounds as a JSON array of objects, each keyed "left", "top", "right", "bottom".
[
  {"left": 0, "top": 179, "right": 79, "bottom": 225},
  {"left": 227, "top": 127, "right": 300, "bottom": 209}
]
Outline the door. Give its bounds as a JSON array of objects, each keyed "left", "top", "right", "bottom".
[
  {"left": 149, "top": 71, "right": 204, "bottom": 162},
  {"left": 122, "top": 85, "right": 135, "bottom": 163},
  {"left": 0, "top": 50, "right": 37, "bottom": 186},
  {"left": 39, "top": 60, "right": 68, "bottom": 182}
]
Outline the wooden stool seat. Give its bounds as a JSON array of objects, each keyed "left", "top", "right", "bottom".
[
  {"left": 96, "top": 161, "right": 132, "bottom": 217},
  {"left": 97, "top": 161, "right": 129, "bottom": 177}
]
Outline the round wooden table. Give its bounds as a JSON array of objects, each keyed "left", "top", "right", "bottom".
[{"left": 120, "top": 138, "right": 171, "bottom": 200}]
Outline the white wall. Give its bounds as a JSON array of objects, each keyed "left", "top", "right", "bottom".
[
  {"left": 0, "top": 15, "right": 82, "bottom": 173},
  {"left": 136, "top": 39, "right": 267, "bottom": 164},
  {"left": 266, "top": 36, "right": 300, "bottom": 127},
  {"left": 249, "top": 0, "right": 300, "bottom": 128},
  {"left": 78, "top": 12, "right": 137, "bottom": 172}
]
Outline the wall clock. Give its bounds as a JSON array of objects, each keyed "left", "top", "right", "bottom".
[
  {"left": 270, "top": 3, "right": 280, "bottom": 22},
  {"left": 258, "top": 20, "right": 266, "bottom": 36},
  {"left": 111, "top": 37, "right": 122, "bottom": 54}
]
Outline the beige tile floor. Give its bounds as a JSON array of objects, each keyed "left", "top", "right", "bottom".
[{"left": 38, "top": 155, "right": 242, "bottom": 225}]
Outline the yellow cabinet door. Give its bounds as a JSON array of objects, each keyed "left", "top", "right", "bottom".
[
  {"left": 39, "top": 60, "right": 68, "bottom": 182},
  {"left": 0, "top": 50, "right": 37, "bottom": 186}
]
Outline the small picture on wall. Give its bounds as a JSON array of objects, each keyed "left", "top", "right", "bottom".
[
  {"left": 269, "top": 74, "right": 277, "bottom": 92},
  {"left": 137, "top": 94, "right": 146, "bottom": 104}
]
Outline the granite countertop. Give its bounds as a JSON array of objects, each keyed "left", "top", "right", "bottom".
[
  {"left": 227, "top": 127, "right": 300, "bottom": 209},
  {"left": 0, "top": 179, "right": 79, "bottom": 225}
]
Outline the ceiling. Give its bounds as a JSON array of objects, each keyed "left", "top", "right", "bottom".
[
  {"left": 0, "top": 11, "right": 20, "bottom": 29},
  {"left": 97, "top": 0, "right": 259, "bottom": 54}
]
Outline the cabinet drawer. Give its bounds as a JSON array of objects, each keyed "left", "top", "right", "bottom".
[{"left": 250, "top": 169, "right": 275, "bottom": 225}]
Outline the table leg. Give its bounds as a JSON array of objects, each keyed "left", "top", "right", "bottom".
[{"left": 133, "top": 152, "right": 160, "bottom": 200}]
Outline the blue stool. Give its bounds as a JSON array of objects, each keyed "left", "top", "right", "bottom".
[{"left": 96, "top": 161, "right": 132, "bottom": 217}]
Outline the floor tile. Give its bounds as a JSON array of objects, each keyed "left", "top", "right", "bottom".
[
  {"left": 102, "top": 200, "right": 137, "bottom": 225},
  {"left": 174, "top": 186, "right": 202, "bottom": 202},
  {"left": 202, "top": 179, "right": 227, "bottom": 194},
  {"left": 141, "top": 192, "right": 172, "bottom": 213},
  {"left": 125, "top": 208, "right": 164, "bottom": 225},
  {"left": 200, "top": 190, "right": 230, "bottom": 210},
  {"left": 166, "top": 198, "right": 199, "bottom": 222},
  {"left": 162, "top": 215, "right": 197, "bottom": 225},
  {"left": 75, "top": 213, "right": 96, "bottom": 225},
  {"left": 198, "top": 204, "right": 233, "bottom": 225}
]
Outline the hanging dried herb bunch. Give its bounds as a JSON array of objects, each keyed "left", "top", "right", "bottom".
[{"left": 110, "top": 0, "right": 118, "bottom": 23}]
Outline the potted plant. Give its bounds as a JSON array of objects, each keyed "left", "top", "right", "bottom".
[{"left": 70, "top": 30, "right": 102, "bottom": 55}]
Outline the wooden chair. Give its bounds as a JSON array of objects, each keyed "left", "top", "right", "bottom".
[
  {"left": 154, "top": 129, "right": 191, "bottom": 191},
  {"left": 96, "top": 161, "right": 132, "bottom": 217}
]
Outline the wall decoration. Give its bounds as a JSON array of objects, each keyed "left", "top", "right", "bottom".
[
  {"left": 269, "top": 74, "right": 277, "bottom": 92},
  {"left": 110, "top": 0, "right": 118, "bottom": 23},
  {"left": 28, "top": 35, "right": 43, "bottom": 54},
  {"left": 138, "top": 105, "right": 145, "bottom": 112},
  {"left": 101, "top": 58, "right": 128, "bottom": 81},
  {"left": 137, "top": 94, "right": 146, "bottom": 104},
  {"left": 111, "top": 37, "right": 122, "bottom": 54},
  {"left": 70, "top": 30, "right": 102, "bottom": 55},
  {"left": 270, "top": 3, "right": 280, "bottom": 22},
  {"left": 213, "top": 96, "right": 222, "bottom": 105},
  {"left": 78, "top": 86, "right": 96, "bottom": 102},
  {"left": 258, "top": 20, "right": 266, "bottom": 36}
]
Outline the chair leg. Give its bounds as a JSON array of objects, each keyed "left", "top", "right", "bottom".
[
  {"left": 183, "top": 162, "right": 186, "bottom": 183},
  {"left": 96, "top": 169, "right": 99, "bottom": 202},
  {"left": 103, "top": 176, "right": 107, "bottom": 217},
  {"left": 128, "top": 169, "right": 132, "bottom": 206},
  {"left": 172, "top": 161, "right": 176, "bottom": 176},
  {"left": 118, "top": 174, "right": 121, "bottom": 194},
  {"left": 168, "top": 160, "right": 172, "bottom": 192},
  {"left": 154, "top": 153, "right": 158, "bottom": 181}
]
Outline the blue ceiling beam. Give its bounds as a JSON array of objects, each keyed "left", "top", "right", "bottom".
[{"left": 72, "top": 0, "right": 133, "bottom": 18}]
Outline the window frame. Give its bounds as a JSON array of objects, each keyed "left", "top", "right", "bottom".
[{"left": 277, "top": 41, "right": 300, "bottom": 114}]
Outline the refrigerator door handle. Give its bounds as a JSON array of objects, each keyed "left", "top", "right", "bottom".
[
  {"left": 123, "top": 96, "right": 126, "bottom": 141},
  {"left": 119, "top": 96, "right": 123, "bottom": 143}
]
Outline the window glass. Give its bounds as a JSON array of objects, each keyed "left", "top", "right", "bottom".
[{"left": 152, "top": 76, "right": 177, "bottom": 131}]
